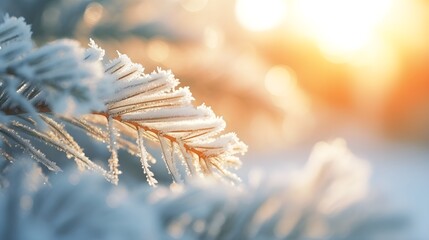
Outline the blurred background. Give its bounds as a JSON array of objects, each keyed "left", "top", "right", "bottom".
[{"left": 1, "top": 0, "right": 428, "bottom": 238}]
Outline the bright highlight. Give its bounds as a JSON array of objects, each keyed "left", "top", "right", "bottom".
[
  {"left": 296, "top": 0, "right": 393, "bottom": 61},
  {"left": 235, "top": 0, "right": 287, "bottom": 31}
]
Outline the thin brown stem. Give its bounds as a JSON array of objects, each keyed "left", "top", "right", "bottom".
[{"left": 93, "top": 112, "right": 207, "bottom": 161}]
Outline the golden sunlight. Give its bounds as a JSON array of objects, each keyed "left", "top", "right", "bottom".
[
  {"left": 235, "top": 0, "right": 287, "bottom": 31},
  {"left": 295, "top": 0, "right": 393, "bottom": 62}
]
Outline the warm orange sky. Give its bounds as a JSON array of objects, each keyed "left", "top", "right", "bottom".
[{"left": 79, "top": 0, "right": 429, "bottom": 149}]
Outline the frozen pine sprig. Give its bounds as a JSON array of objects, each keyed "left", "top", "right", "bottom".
[
  {"left": 7, "top": 39, "right": 109, "bottom": 116},
  {"left": 0, "top": 15, "right": 247, "bottom": 185},
  {"left": 99, "top": 52, "right": 247, "bottom": 185},
  {"left": 0, "top": 15, "right": 33, "bottom": 123},
  {"left": 0, "top": 15, "right": 33, "bottom": 64},
  {"left": 0, "top": 16, "right": 111, "bottom": 179},
  {"left": 0, "top": 16, "right": 110, "bottom": 125}
]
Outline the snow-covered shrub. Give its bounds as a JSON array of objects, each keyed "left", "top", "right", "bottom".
[{"left": 0, "top": 140, "right": 405, "bottom": 239}]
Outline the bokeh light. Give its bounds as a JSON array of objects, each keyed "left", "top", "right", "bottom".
[
  {"left": 147, "top": 39, "right": 170, "bottom": 63},
  {"left": 180, "top": 0, "right": 208, "bottom": 12},
  {"left": 265, "top": 66, "right": 296, "bottom": 97},
  {"left": 83, "top": 2, "right": 104, "bottom": 26},
  {"left": 203, "top": 26, "right": 224, "bottom": 49}
]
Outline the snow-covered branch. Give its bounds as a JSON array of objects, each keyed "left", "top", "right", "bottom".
[{"left": 0, "top": 15, "right": 247, "bottom": 185}]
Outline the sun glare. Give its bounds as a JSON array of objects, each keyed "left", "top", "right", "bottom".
[
  {"left": 296, "top": 0, "right": 393, "bottom": 62},
  {"left": 235, "top": 0, "right": 287, "bottom": 31}
]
